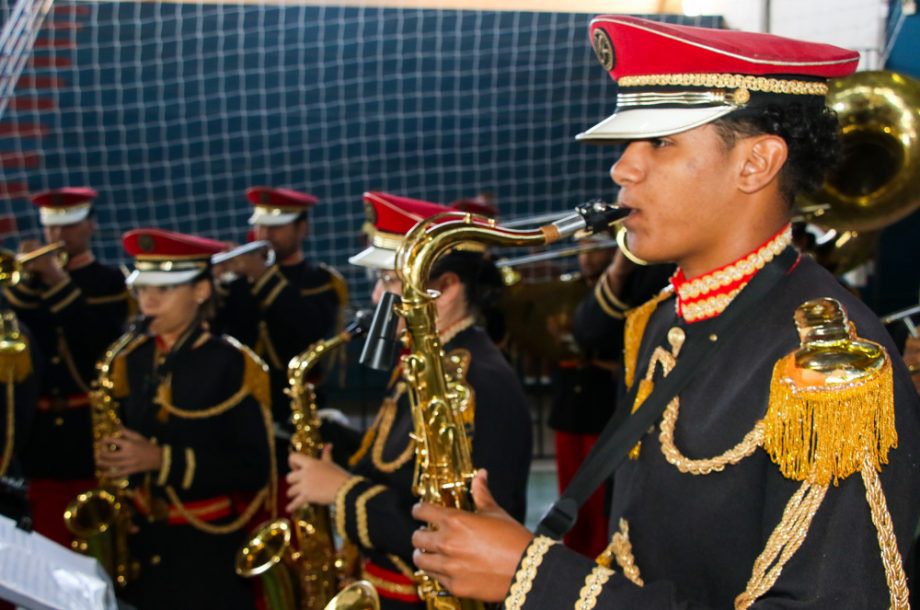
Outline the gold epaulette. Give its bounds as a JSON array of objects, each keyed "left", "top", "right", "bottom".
[
  {"left": 623, "top": 287, "right": 673, "bottom": 390},
  {"left": 0, "top": 311, "right": 32, "bottom": 384},
  {"left": 111, "top": 334, "right": 149, "bottom": 399},
  {"left": 321, "top": 263, "right": 349, "bottom": 307},
  {"left": 222, "top": 335, "right": 271, "bottom": 410},
  {"left": 762, "top": 298, "right": 897, "bottom": 486}
]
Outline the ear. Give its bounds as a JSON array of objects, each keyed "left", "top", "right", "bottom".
[
  {"left": 737, "top": 134, "right": 787, "bottom": 195},
  {"left": 433, "top": 271, "right": 462, "bottom": 301},
  {"left": 193, "top": 279, "right": 213, "bottom": 304},
  {"left": 295, "top": 219, "right": 309, "bottom": 240}
]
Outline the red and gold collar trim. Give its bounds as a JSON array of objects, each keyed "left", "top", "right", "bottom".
[{"left": 670, "top": 224, "right": 791, "bottom": 324}]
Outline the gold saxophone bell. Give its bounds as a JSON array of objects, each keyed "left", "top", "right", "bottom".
[
  {"left": 236, "top": 519, "right": 301, "bottom": 609},
  {"left": 323, "top": 581, "right": 380, "bottom": 610}
]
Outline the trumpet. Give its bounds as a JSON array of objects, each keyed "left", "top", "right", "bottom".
[
  {"left": 0, "top": 241, "right": 68, "bottom": 286},
  {"left": 212, "top": 239, "right": 276, "bottom": 267}
]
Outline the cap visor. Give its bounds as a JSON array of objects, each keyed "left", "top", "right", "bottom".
[
  {"left": 248, "top": 211, "right": 299, "bottom": 226},
  {"left": 126, "top": 268, "right": 205, "bottom": 287},
  {"left": 39, "top": 207, "right": 91, "bottom": 226},
  {"left": 576, "top": 106, "right": 737, "bottom": 142},
  {"left": 348, "top": 246, "right": 396, "bottom": 270}
]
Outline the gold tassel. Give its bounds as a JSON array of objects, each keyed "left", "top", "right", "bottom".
[
  {"left": 762, "top": 353, "right": 896, "bottom": 486},
  {"left": 623, "top": 290, "right": 671, "bottom": 390},
  {"left": 155, "top": 379, "right": 172, "bottom": 423},
  {"left": 0, "top": 349, "right": 31, "bottom": 385},
  {"left": 242, "top": 349, "right": 271, "bottom": 410},
  {"left": 628, "top": 378, "right": 654, "bottom": 460},
  {"left": 110, "top": 354, "right": 130, "bottom": 399}
]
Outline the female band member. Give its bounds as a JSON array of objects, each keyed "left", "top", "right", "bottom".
[
  {"left": 95, "top": 229, "right": 274, "bottom": 610},
  {"left": 285, "top": 192, "right": 533, "bottom": 609}
]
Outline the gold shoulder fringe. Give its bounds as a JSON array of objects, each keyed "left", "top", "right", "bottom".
[
  {"left": 111, "top": 334, "right": 149, "bottom": 399},
  {"left": 222, "top": 335, "right": 271, "bottom": 411},
  {"left": 623, "top": 288, "right": 672, "bottom": 390},
  {"left": 762, "top": 351, "right": 896, "bottom": 486}
]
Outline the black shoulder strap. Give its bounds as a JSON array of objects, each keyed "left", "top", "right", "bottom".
[{"left": 536, "top": 248, "right": 798, "bottom": 539}]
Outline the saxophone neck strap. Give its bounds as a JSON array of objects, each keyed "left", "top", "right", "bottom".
[{"left": 536, "top": 247, "right": 799, "bottom": 539}]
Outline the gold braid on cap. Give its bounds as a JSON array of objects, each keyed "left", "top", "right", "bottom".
[{"left": 618, "top": 73, "right": 828, "bottom": 97}]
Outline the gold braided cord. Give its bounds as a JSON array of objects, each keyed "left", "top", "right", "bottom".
[
  {"left": 298, "top": 282, "right": 334, "bottom": 297},
  {"left": 256, "top": 320, "right": 284, "bottom": 370},
  {"left": 623, "top": 289, "right": 671, "bottom": 389},
  {"left": 593, "top": 277, "right": 625, "bottom": 320},
  {"left": 57, "top": 330, "right": 91, "bottom": 393},
  {"left": 610, "top": 519, "right": 643, "bottom": 587},
  {"left": 387, "top": 554, "right": 418, "bottom": 580},
  {"left": 735, "top": 481, "right": 828, "bottom": 609},
  {"left": 0, "top": 375, "right": 15, "bottom": 477},
  {"left": 504, "top": 536, "right": 556, "bottom": 610},
  {"left": 861, "top": 457, "right": 910, "bottom": 609},
  {"left": 659, "top": 398, "right": 764, "bottom": 475},
  {"left": 347, "top": 407, "right": 385, "bottom": 467},
  {"left": 154, "top": 375, "right": 248, "bottom": 419},
  {"left": 371, "top": 398, "right": 416, "bottom": 473},
  {"left": 576, "top": 565, "right": 614, "bottom": 610},
  {"left": 164, "top": 485, "right": 268, "bottom": 535},
  {"left": 356, "top": 485, "right": 387, "bottom": 548},
  {"left": 618, "top": 73, "right": 828, "bottom": 96},
  {"left": 361, "top": 568, "right": 419, "bottom": 597},
  {"left": 334, "top": 476, "right": 366, "bottom": 542}
]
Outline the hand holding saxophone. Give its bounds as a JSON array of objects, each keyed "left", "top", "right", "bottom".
[
  {"left": 411, "top": 469, "right": 534, "bottom": 602},
  {"left": 285, "top": 444, "right": 350, "bottom": 510},
  {"left": 96, "top": 428, "right": 163, "bottom": 477}
]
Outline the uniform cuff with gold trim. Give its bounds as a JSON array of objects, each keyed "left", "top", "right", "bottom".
[
  {"left": 593, "top": 273, "right": 629, "bottom": 320},
  {"left": 41, "top": 277, "right": 82, "bottom": 315},
  {"left": 335, "top": 477, "right": 388, "bottom": 550},
  {"left": 2, "top": 284, "right": 40, "bottom": 309},
  {"left": 250, "top": 266, "right": 289, "bottom": 310},
  {"left": 503, "top": 541, "right": 630, "bottom": 610},
  {"left": 157, "top": 445, "right": 197, "bottom": 490}
]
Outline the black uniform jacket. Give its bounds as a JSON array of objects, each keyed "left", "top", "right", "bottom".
[
  {"left": 217, "top": 261, "right": 342, "bottom": 422},
  {"left": 510, "top": 255, "right": 920, "bottom": 609},
  {"left": 3, "top": 260, "right": 129, "bottom": 478},
  {"left": 118, "top": 326, "right": 271, "bottom": 504},
  {"left": 335, "top": 326, "right": 533, "bottom": 583}
]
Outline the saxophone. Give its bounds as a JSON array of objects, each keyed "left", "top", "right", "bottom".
[
  {"left": 382, "top": 202, "right": 627, "bottom": 610},
  {"left": 236, "top": 310, "right": 373, "bottom": 610},
  {"left": 64, "top": 317, "right": 147, "bottom": 588}
]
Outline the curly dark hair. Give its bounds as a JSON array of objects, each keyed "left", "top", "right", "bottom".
[
  {"left": 711, "top": 101, "right": 842, "bottom": 206},
  {"left": 430, "top": 249, "right": 506, "bottom": 342}
]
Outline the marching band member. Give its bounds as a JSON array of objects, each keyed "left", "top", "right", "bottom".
[
  {"left": 2, "top": 188, "right": 129, "bottom": 545},
  {"left": 285, "top": 192, "right": 532, "bottom": 609},
  {"left": 410, "top": 17, "right": 920, "bottom": 608},
  {"left": 95, "top": 229, "right": 273, "bottom": 610},
  {"left": 217, "top": 187, "right": 346, "bottom": 427}
]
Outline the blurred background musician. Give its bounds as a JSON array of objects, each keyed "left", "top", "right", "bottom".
[
  {"left": 216, "top": 186, "right": 345, "bottom": 431},
  {"left": 284, "top": 191, "right": 532, "bottom": 609},
  {"left": 2, "top": 187, "right": 129, "bottom": 546}
]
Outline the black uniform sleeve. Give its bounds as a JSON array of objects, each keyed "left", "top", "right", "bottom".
[
  {"left": 153, "top": 392, "right": 271, "bottom": 496},
  {"left": 335, "top": 476, "right": 417, "bottom": 559}
]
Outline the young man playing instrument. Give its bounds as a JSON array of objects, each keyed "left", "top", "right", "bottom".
[{"left": 409, "top": 16, "right": 920, "bottom": 608}]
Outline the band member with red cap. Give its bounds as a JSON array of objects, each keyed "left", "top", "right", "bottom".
[
  {"left": 2, "top": 187, "right": 129, "bottom": 545},
  {"left": 94, "top": 229, "right": 273, "bottom": 610},
  {"left": 409, "top": 17, "right": 920, "bottom": 608},
  {"left": 217, "top": 187, "right": 345, "bottom": 428},
  {"left": 284, "top": 192, "right": 532, "bottom": 609}
]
